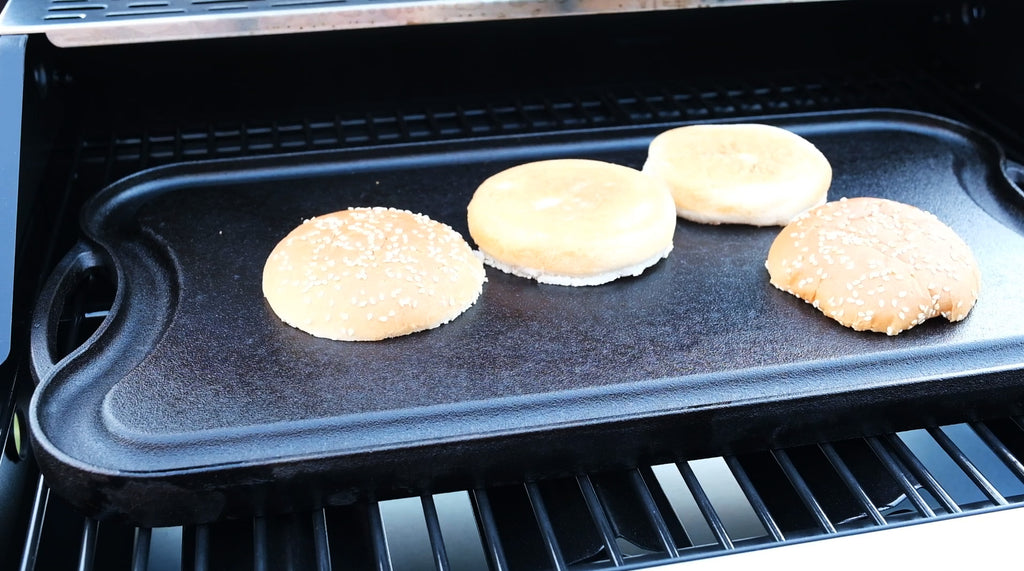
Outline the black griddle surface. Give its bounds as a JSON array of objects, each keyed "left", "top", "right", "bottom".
[{"left": 28, "top": 110, "right": 1024, "bottom": 524}]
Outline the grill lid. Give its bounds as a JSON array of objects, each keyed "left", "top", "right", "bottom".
[{"left": 0, "top": 0, "right": 845, "bottom": 47}]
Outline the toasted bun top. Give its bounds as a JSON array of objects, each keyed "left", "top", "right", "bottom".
[
  {"left": 466, "top": 158, "right": 677, "bottom": 283},
  {"left": 642, "top": 123, "right": 832, "bottom": 226},
  {"left": 263, "top": 207, "right": 485, "bottom": 341},
  {"left": 766, "top": 197, "right": 980, "bottom": 335}
]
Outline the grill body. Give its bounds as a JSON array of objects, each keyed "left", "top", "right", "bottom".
[{"left": 2, "top": 0, "right": 1024, "bottom": 569}]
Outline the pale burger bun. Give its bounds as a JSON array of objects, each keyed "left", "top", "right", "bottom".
[
  {"left": 466, "top": 158, "right": 677, "bottom": 286},
  {"left": 642, "top": 123, "right": 832, "bottom": 225},
  {"left": 263, "top": 207, "right": 486, "bottom": 341},
  {"left": 765, "top": 197, "right": 980, "bottom": 336}
]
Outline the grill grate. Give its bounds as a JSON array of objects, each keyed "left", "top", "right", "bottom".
[
  {"left": 6, "top": 68, "right": 1024, "bottom": 570},
  {"left": 72, "top": 68, "right": 983, "bottom": 185},
  {"left": 5, "top": 422, "right": 1024, "bottom": 570}
]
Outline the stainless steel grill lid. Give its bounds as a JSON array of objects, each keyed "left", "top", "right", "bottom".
[{"left": 0, "top": 0, "right": 844, "bottom": 46}]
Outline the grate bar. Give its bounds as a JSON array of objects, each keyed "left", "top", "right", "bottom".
[
  {"left": 524, "top": 481, "right": 569, "bottom": 571},
  {"left": 394, "top": 112, "right": 411, "bottom": 142},
  {"left": 711, "top": 82, "right": 742, "bottom": 116},
  {"left": 633, "top": 467, "right": 681, "bottom": 557},
  {"left": 676, "top": 462, "right": 734, "bottom": 550},
  {"left": 204, "top": 124, "right": 217, "bottom": 159},
  {"left": 865, "top": 436, "right": 935, "bottom": 518},
  {"left": 470, "top": 489, "right": 509, "bottom": 571},
  {"left": 367, "top": 503, "right": 393, "bottom": 571},
  {"left": 302, "top": 119, "right": 315, "bottom": 150},
  {"left": 771, "top": 449, "right": 837, "bottom": 534},
  {"left": 331, "top": 115, "right": 346, "bottom": 148},
  {"left": 192, "top": 528, "right": 210, "bottom": 571},
  {"left": 311, "top": 509, "right": 332, "bottom": 571},
  {"left": 513, "top": 100, "right": 535, "bottom": 133},
  {"left": 420, "top": 495, "right": 452, "bottom": 571},
  {"left": 100, "top": 130, "right": 119, "bottom": 188},
  {"left": 570, "top": 98, "right": 589, "bottom": 126},
  {"left": 363, "top": 112, "right": 380, "bottom": 145},
  {"left": 887, "top": 434, "right": 961, "bottom": 515},
  {"left": 270, "top": 121, "right": 283, "bottom": 153},
  {"left": 928, "top": 427, "right": 1008, "bottom": 506},
  {"left": 131, "top": 528, "right": 151, "bottom": 571},
  {"left": 643, "top": 89, "right": 673, "bottom": 120},
  {"left": 138, "top": 128, "right": 151, "bottom": 171},
  {"left": 542, "top": 99, "right": 565, "bottom": 131},
  {"left": 575, "top": 474, "right": 625, "bottom": 566},
  {"left": 239, "top": 122, "right": 252, "bottom": 156},
  {"left": 740, "top": 80, "right": 772, "bottom": 113},
  {"left": 18, "top": 476, "right": 49, "bottom": 571},
  {"left": 171, "top": 126, "right": 185, "bottom": 164},
  {"left": 36, "top": 134, "right": 86, "bottom": 285},
  {"left": 454, "top": 107, "right": 473, "bottom": 138},
  {"left": 819, "top": 443, "right": 887, "bottom": 527},
  {"left": 971, "top": 421, "right": 1024, "bottom": 482},
  {"left": 191, "top": 524, "right": 210, "bottom": 571},
  {"left": 600, "top": 92, "right": 635, "bottom": 125},
  {"left": 724, "top": 456, "right": 786, "bottom": 542},
  {"left": 253, "top": 516, "right": 270, "bottom": 571},
  {"left": 423, "top": 108, "right": 443, "bottom": 139},
  {"left": 686, "top": 85, "right": 717, "bottom": 118},
  {"left": 483, "top": 105, "right": 506, "bottom": 135},
  {"left": 78, "top": 518, "right": 98, "bottom": 571}
]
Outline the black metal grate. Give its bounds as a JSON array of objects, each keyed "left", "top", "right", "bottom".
[
  {"left": 4, "top": 414, "right": 1024, "bottom": 570},
  {"left": 72, "top": 68, "right": 977, "bottom": 176},
  {"left": 67, "top": 67, "right": 1024, "bottom": 190},
  {"left": 6, "top": 67, "right": 1024, "bottom": 570}
]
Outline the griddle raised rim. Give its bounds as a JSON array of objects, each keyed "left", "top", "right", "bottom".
[{"left": 30, "top": 108, "right": 1024, "bottom": 469}]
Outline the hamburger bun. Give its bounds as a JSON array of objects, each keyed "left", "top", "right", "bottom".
[
  {"left": 765, "top": 197, "right": 980, "bottom": 336},
  {"left": 466, "top": 158, "right": 677, "bottom": 286},
  {"left": 642, "top": 123, "right": 832, "bottom": 225},
  {"left": 263, "top": 207, "right": 486, "bottom": 341}
]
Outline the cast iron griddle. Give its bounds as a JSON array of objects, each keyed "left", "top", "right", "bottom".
[{"left": 29, "top": 110, "right": 1024, "bottom": 525}]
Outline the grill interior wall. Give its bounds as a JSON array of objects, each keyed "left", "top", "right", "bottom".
[{"left": 13, "top": 2, "right": 1021, "bottom": 278}]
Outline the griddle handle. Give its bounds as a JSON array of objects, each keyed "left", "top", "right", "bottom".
[{"left": 30, "top": 242, "right": 110, "bottom": 384}]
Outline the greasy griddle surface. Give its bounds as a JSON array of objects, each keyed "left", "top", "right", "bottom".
[{"left": 33, "top": 110, "right": 1024, "bottom": 473}]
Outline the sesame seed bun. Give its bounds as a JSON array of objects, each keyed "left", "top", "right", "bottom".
[
  {"left": 262, "top": 207, "right": 486, "bottom": 341},
  {"left": 642, "top": 123, "right": 832, "bottom": 226},
  {"left": 765, "top": 197, "right": 981, "bottom": 336},
  {"left": 466, "top": 159, "right": 677, "bottom": 286}
]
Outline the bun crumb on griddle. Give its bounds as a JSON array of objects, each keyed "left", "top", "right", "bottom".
[
  {"left": 642, "top": 123, "right": 832, "bottom": 226},
  {"left": 765, "top": 197, "right": 980, "bottom": 335},
  {"left": 262, "top": 207, "right": 486, "bottom": 341},
  {"left": 467, "top": 158, "right": 677, "bottom": 286}
]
